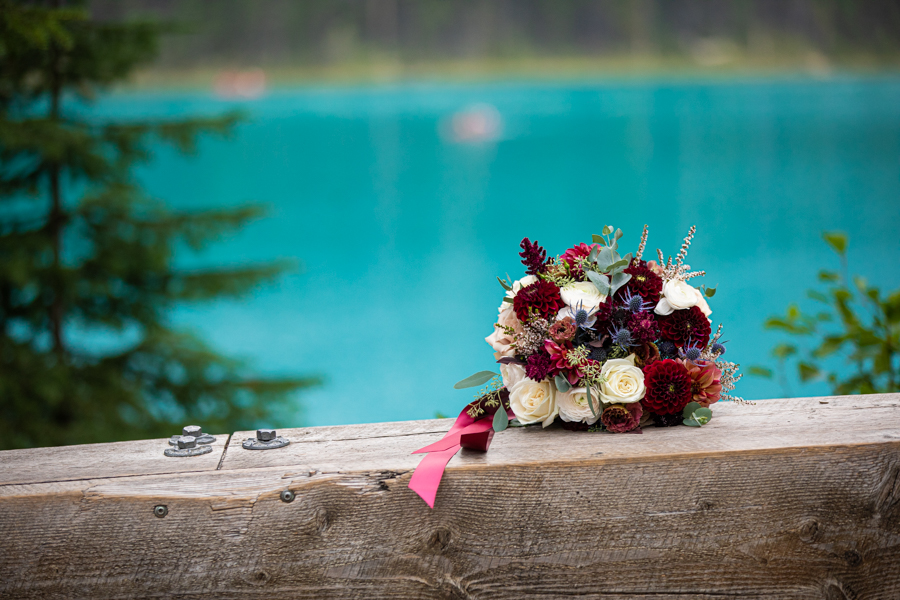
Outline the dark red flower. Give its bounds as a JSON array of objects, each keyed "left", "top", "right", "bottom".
[
  {"left": 561, "top": 243, "right": 599, "bottom": 267},
  {"left": 624, "top": 261, "right": 663, "bottom": 303},
  {"left": 627, "top": 311, "right": 659, "bottom": 344},
  {"left": 641, "top": 359, "right": 692, "bottom": 416},
  {"left": 658, "top": 306, "right": 711, "bottom": 348},
  {"left": 544, "top": 340, "right": 585, "bottom": 385},
  {"left": 594, "top": 297, "right": 614, "bottom": 325},
  {"left": 561, "top": 243, "right": 600, "bottom": 278},
  {"left": 513, "top": 279, "right": 563, "bottom": 322},
  {"left": 601, "top": 402, "right": 643, "bottom": 433},
  {"left": 525, "top": 352, "right": 553, "bottom": 381},
  {"left": 519, "top": 238, "right": 549, "bottom": 275}
]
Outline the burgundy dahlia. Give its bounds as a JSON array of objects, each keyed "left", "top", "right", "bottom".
[
  {"left": 627, "top": 311, "right": 659, "bottom": 344},
  {"left": 519, "top": 237, "right": 549, "bottom": 275},
  {"left": 525, "top": 352, "right": 553, "bottom": 381},
  {"left": 641, "top": 359, "right": 692, "bottom": 416},
  {"left": 624, "top": 261, "right": 663, "bottom": 303},
  {"left": 513, "top": 279, "right": 563, "bottom": 322},
  {"left": 658, "top": 306, "right": 711, "bottom": 348}
]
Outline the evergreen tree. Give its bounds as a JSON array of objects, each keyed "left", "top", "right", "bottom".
[{"left": 0, "top": 1, "right": 317, "bottom": 449}]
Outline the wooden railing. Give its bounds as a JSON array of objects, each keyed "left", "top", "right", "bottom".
[{"left": 1, "top": 393, "right": 899, "bottom": 599}]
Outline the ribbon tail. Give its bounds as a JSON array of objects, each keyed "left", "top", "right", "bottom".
[{"left": 408, "top": 446, "right": 460, "bottom": 508}]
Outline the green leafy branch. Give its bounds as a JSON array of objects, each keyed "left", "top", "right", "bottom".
[{"left": 751, "top": 232, "right": 900, "bottom": 395}]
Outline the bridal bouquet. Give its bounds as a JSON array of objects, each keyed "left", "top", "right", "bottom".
[
  {"left": 408, "top": 225, "right": 743, "bottom": 507},
  {"left": 475, "top": 224, "right": 743, "bottom": 431}
]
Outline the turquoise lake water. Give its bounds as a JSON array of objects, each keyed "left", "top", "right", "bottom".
[{"left": 94, "top": 75, "right": 900, "bottom": 427}]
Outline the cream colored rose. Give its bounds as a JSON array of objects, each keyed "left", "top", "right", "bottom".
[
  {"left": 560, "top": 281, "right": 606, "bottom": 311},
  {"left": 557, "top": 386, "right": 602, "bottom": 425},
  {"left": 505, "top": 275, "right": 537, "bottom": 300},
  {"left": 599, "top": 355, "right": 646, "bottom": 404},
  {"left": 500, "top": 362, "right": 526, "bottom": 390},
  {"left": 485, "top": 306, "right": 523, "bottom": 356},
  {"left": 691, "top": 287, "right": 712, "bottom": 318},
  {"left": 655, "top": 279, "right": 700, "bottom": 316},
  {"left": 509, "top": 378, "right": 558, "bottom": 428}
]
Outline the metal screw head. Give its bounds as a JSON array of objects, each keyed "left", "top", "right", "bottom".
[
  {"left": 182, "top": 425, "right": 203, "bottom": 438},
  {"left": 154, "top": 505, "right": 168, "bottom": 518},
  {"left": 176, "top": 435, "right": 197, "bottom": 449},
  {"left": 280, "top": 489, "right": 295, "bottom": 503},
  {"left": 257, "top": 429, "right": 277, "bottom": 442}
]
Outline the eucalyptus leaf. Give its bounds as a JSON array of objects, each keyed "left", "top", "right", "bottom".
[
  {"left": 683, "top": 417, "right": 701, "bottom": 427},
  {"left": 602, "top": 225, "right": 613, "bottom": 236},
  {"left": 695, "top": 407, "right": 713, "bottom": 420},
  {"left": 453, "top": 371, "right": 498, "bottom": 389},
  {"left": 554, "top": 374, "right": 571, "bottom": 393},
  {"left": 682, "top": 401, "right": 702, "bottom": 418},
  {"left": 586, "top": 385, "right": 597, "bottom": 418},
  {"left": 591, "top": 234, "right": 604, "bottom": 244},
  {"left": 596, "top": 247, "right": 616, "bottom": 270},
  {"left": 497, "top": 276, "right": 512, "bottom": 291},
  {"left": 501, "top": 297, "right": 513, "bottom": 304},
  {"left": 609, "top": 271, "right": 632, "bottom": 297},
  {"left": 614, "top": 228, "right": 623, "bottom": 240},
  {"left": 606, "top": 258, "right": 630, "bottom": 273},
  {"left": 704, "top": 286, "right": 717, "bottom": 298},
  {"left": 492, "top": 406, "right": 509, "bottom": 432},
  {"left": 586, "top": 271, "right": 610, "bottom": 296}
]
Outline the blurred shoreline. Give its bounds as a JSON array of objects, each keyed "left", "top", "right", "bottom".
[{"left": 126, "top": 53, "right": 900, "bottom": 91}]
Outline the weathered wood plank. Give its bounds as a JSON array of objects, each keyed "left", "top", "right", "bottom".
[
  {"left": 0, "top": 434, "right": 229, "bottom": 486},
  {"left": 218, "top": 394, "right": 900, "bottom": 473},
  {"left": 0, "top": 394, "right": 898, "bottom": 599}
]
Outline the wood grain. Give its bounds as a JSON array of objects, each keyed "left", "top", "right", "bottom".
[
  {"left": 0, "top": 394, "right": 898, "bottom": 599},
  {"left": 0, "top": 434, "right": 229, "bottom": 486}
]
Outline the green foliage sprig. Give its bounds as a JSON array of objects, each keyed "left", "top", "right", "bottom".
[{"left": 751, "top": 232, "right": 900, "bottom": 395}]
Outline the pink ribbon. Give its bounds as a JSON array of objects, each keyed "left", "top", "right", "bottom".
[{"left": 408, "top": 406, "right": 512, "bottom": 508}]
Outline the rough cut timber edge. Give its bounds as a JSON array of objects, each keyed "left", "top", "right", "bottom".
[{"left": 0, "top": 393, "right": 898, "bottom": 600}]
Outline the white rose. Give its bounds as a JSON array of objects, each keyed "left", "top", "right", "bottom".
[
  {"left": 557, "top": 386, "right": 602, "bottom": 425},
  {"left": 560, "top": 281, "right": 606, "bottom": 311},
  {"left": 654, "top": 279, "right": 700, "bottom": 316},
  {"left": 509, "top": 378, "right": 558, "bottom": 428},
  {"left": 500, "top": 362, "right": 526, "bottom": 390},
  {"left": 485, "top": 306, "right": 522, "bottom": 357},
  {"left": 599, "top": 355, "right": 646, "bottom": 404},
  {"left": 505, "top": 275, "right": 537, "bottom": 300},
  {"left": 691, "top": 287, "right": 712, "bottom": 318}
]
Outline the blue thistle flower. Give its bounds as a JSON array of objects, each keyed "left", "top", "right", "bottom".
[
  {"left": 609, "top": 326, "right": 633, "bottom": 349},
  {"left": 679, "top": 342, "right": 704, "bottom": 362},
  {"left": 567, "top": 301, "right": 597, "bottom": 330},
  {"left": 711, "top": 342, "right": 727, "bottom": 356},
  {"left": 589, "top": 347, "right": 607, "bottom": 362},
  {"left": 657, "top": 340, "right": 677, "bottom": 358},
  {"left": 620, "top": 289, "right": 651, "bottom": 313}
]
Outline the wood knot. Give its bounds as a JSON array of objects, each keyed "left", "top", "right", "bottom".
[
  {"left": 799, "top": 518, "right": 822, "bottom": 543},
  {"left": 314, "top": 507, "right": 331, "bottom": 534},
  {"left": 698, "top": 500, "right": 713, "bottom": 511},
  {"left": 842, "top": 549, "right": 862, "bottom": 567},
  {"left": 426, "top": 527, "right": 452, "bottom": 553},
  {"left": 248, "top": 570, "right": 270, "bottom": 586}
]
